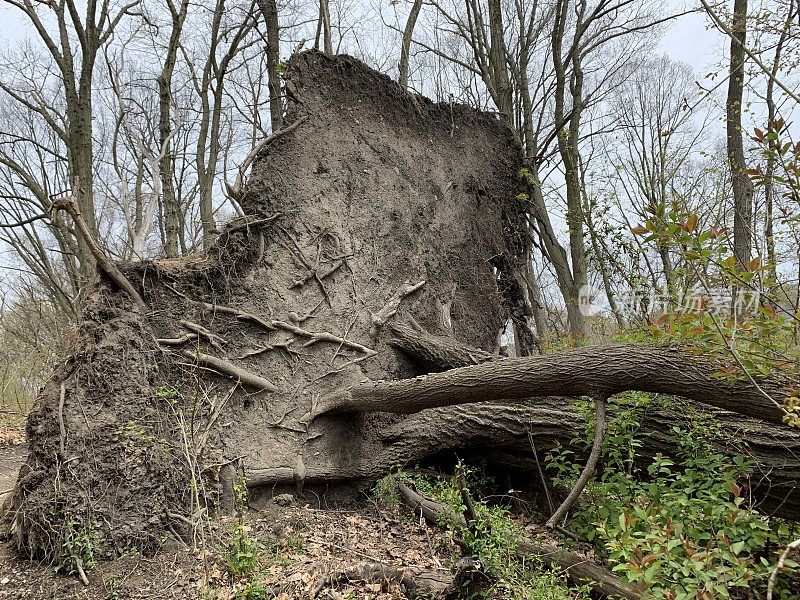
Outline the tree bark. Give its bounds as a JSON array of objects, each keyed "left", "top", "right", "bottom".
[
  {"left": 315, "top": 342, "right": 789, "bottom": 425},
  {"left": 726, "top": 0, "right": 755, "bottom": 269},
  {"left": 399, "top": 0, "right": 423, "bottom": 89}
]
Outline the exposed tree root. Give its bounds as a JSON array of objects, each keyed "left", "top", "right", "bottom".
[
  {"left": 179, "top": 320, "right": 226, "bottom": 352},
  {"left": 157, "top": 333, "right": 199, "bottom": 346},
  {"left": 370, "top": 280, "right": 426, "bottom": 336},
  {"left": 195, "top": 301, "right": 377, "bottom": 357},
  {"left": 388, "top": 323, "right": 495, "bottom": 370},
  {"left": 50, "top": 192, "right": 147, "bottom": 312},
  {"left": 179, "top": 349, "right": 278, "bottom": 392}
]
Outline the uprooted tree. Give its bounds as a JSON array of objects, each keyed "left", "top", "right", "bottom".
[{"left": 2, "top": 53, "right": 799, "bottom": 572}]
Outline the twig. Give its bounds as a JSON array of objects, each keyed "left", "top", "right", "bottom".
[
  {"left": 546, "top": 395, "right": 608, "bottom": 529},
  {"left": 196, "top": 384, "right": 238, "bottom": 455},
  {"left": 706, "top": 309, "right": 788, "bottom": 416},
  {"left": 456, "top": 467, "right": 477, "bottom": 526},
  {"left": 329, "top": 318, "right": 357, "bottom": 366},
  {"left": 767, "top": 537, "right": 800, "bottom": 600},
  {"left": 273, "top": 320, "right": 377, "bottom": 356},
  {"left": 528, "top": 431, "right": 554, "bottom": 516},
  {"left": 50, "top": 190, "right": 147, "bottom": 312},
  {"left": 197, "top": 301, "right": 376, "bottom": 357},
  {"left": 58, "top": 383, "right": 66, "bottom": 456},
  {"left": 689, "top": 263, "right": 789, "bottom": 417},
  {"left": 75, "top": 562, "right": 89, "bottom": 586},
  {"left": 290, "top": 259, "right": 345, "bottom": 289},
  {"left": 198, "top": 302, "right": 275, "bottom": 330},
  {"left": 180, "top": 350, "right": 279, "bottom": 393}
]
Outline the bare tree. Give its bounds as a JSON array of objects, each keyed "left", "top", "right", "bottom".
[
  {"left": 399, "top": 0, "right": 424, "bottom": 89},
  {"left": 183, "top": 0, "right": 259, "bottom": 248},
  {"left": 0, "top": 0, "right": 141, "bottom": 286},
  {"left": 256, "top": 0, "right": 284, "bottom": 130},
  {"left": 157, "top": 0, "right": 190, "bottom": 257},
  {"left": 728, "top": 0, "right": 755, "bottom": 268}
]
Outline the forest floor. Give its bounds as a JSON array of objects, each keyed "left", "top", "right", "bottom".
[{"left": 0, "top": 426, "right": 463, "bottom": 600}]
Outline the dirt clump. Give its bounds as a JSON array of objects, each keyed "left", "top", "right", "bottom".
[{"left": 1, "top": 50, "right": 530, "bottom": 564}]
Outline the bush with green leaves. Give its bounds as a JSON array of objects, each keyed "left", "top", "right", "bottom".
[
  {"left": 225, "top": 522, "right": 262, "bottom": 579},
  {"left": 55, "top": 520, "right": 98, "bottom": 580},
  {"left": 547, "top": 394, "right": 796, "bottom": 598}
]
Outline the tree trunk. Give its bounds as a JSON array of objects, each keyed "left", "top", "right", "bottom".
[
  {"left": 551, "top": 0, "right": 587, "bottom": 341},
  {"left": 300, "top": 325, "right": 800, "bottom": 521},
  {"left": 158, "top": 0, "right": 189, "bottom": 258},
  {"left": 399, "top": 0, "right": 423, "bottom": 89},
  {"left": 487, "top": 0, "right": 513, "bottom": 126},
  {"left": 257, "top": 0, "right": 283, "bottom": 130},
  {"left": 727, "top": 0, "right": 755, "bottom": 269},
  {"left": 315, "top": 341, "right": 788, "bottom": 425}
]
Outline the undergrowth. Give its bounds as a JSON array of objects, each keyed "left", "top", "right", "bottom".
[
  {"left": 374, "top": 467, "right": 591, "bottom": 600},
  {"left": 547, "top": 392, "right": 798, "bottom": 599}
]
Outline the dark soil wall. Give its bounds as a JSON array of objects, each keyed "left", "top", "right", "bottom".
[{"left": 2, "top": 51, "right": 530, "bottom": 560}]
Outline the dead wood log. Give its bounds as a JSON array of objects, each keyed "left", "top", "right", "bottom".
[
  {"left": 315, "top": 342, "right": 790, "bottom": 425},
  {"left": 397, "top": 482, "right": 639, "bottom": 599},
  {"left": 381, "top": 327, "right": 800, "bottom": 520},
  {"left": 248, "top": 327, "right": 800, "bottom": 520}
]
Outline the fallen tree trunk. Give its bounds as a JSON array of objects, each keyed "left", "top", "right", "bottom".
[
  {"left": 249, "top": 326, "right": 800, "bottom": 520},
  {"left": 314, "top": 341, "right": 790, "bottom": 424},
  {"left": 9, "top": 51, "right": 800, "bottom": 571}
]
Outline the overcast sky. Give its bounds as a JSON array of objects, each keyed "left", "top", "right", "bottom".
[{"left": 0, "top": 5, "right": 723, "bottom": 74}]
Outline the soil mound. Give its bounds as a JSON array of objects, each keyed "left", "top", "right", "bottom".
[{"left": 2, "top": 51, "right": 528, "bottom": 561}]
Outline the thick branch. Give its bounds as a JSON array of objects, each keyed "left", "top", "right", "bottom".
[{"left": 315, "top": 344, "right": 790, "bottom": 425}]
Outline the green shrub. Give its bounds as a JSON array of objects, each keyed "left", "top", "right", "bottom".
[
  {"left": 548, "top": 395, "right": 795, "bottom": 598},
  {"left": 225, "top": 523, "right": 262, "bottom": 578}
]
